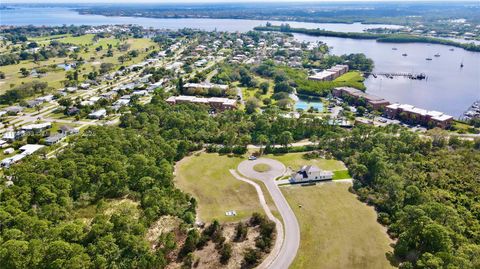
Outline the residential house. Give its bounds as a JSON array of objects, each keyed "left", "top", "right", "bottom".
[
  {"left": 101, "top": 91, "right": 117, "bottom": 100},
  {"left": 79, "top": 83, "right": 90, "bottom": 90},
  {"left": 291, "top": 165, "right": 333, "bottom": 183},
  {"left": 19, "top": 144, "right": 45, "bottom": 155},
  {"left": 2, "top": 131, "right": 25, "bottom": 142},
  {"left": 25, "top": 99, "right": 43, "bottom": 108},
  {"left": 3, "top": 106, "right": 24, "bottom": 115},
  {"left": 59, "top": 125, "right": 79, "bottom": 135},
  {"left": 45, "top": 133, "right": 65, "bottom": 145},
  {"left": 88, "top": 109, "right": 107, "bottom": 119},
  {"left": 21, "top": 122, "right": 52, "bottom": 134},
  {"left": 1, "top": 144, "right": 44, "bottom": 168},
  {"left": 67, "top": 107, "right": 80, "bottom": 116}
]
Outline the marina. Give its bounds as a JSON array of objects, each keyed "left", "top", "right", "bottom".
[
  {"left": 0, "top": 6, "right": 479, "bottom": 118},
  {"left": 294, "top": 33, "right": 480, "bottom": 117},
  {"left": 367, "top": 72, "right": 427, "bottom": 80}
]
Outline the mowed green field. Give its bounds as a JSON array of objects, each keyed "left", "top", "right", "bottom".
[
  {"left": 268, "top": 152, "right": 348, "bottom": 171},
  {"left": 174, "top": 153, "right": 264, "bottom": 223},
  {"left": 333, "top": 71, "right": 366, "bottom": 90},
  {"left": 282, "top": 183, "right": 395, "bottom": 269}
]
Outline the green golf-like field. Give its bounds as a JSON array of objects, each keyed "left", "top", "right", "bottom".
[{"left": 282, "top": 183, "right": 395, "bottom": 269}]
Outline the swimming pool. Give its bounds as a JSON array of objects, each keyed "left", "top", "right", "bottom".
[{"left": 295, "top": 99, "right": 324, "bottom": 111}]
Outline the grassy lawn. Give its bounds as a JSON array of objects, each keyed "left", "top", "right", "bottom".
[
  {"left": 282, "top": 183, "right": 395, "bottom": 269},
  {"left": 49, "top": 122, "right": 79, "bottom": 133},
  {"left": 240, "top": 76, "right": 274, "bottom": 106},
  {"left": 333, "top": 71, "right": 366, "bottom": 90},
  {"left": 333, "top": 169, "right": 352, "bottom": 180},
  {"left": 175, "top": 152, "right": 264, "bottom": 223},
  {"left": 452, "top": 120, "right": 479, "bottom": 134},
  {"left": 58, "top": 34, "right": 95, "bottom": 46},
  {"left": 74, "top": 198, "right": 140, "bottom": 223},
  {"left": 30, "top": 34, "right": 71, "bottom": 42},
  {"left": 267, "top": 152, "right": 347, "bottom": 171},
  {"left": 253, "top": 163, "right": 271, "bottom": 172}
]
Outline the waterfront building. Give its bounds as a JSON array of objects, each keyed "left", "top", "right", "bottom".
[
  {"left": 333, "top": 87, "right": 390, "bottom": 110},
  {"left": 308, "top": 65, "right": 349, "bottom": 81},
  {"left": 385, "top": 103, "right": 453, "bottom": 128}
]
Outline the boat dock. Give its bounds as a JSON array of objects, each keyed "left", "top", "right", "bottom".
[{"left": 367, "top": 72, "right": 427, "bottom": 80}]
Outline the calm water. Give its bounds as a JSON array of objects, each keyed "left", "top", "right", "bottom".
[
  {"left": 295, "top": 34, "right": 480, "bottom": 117},
  {"left": 1, "top": 6, "right": 479, "bottom": 117},
  {"left": 0, "top": 7, "right": 401, "bottom": 33}
]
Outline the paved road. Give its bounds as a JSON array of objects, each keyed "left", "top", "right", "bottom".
[
  {"left": 229, "top": 170, "right": 284, "bottom": 269},
  {"left": 237, "top": 158, "right": 300, "bottom": 269}
]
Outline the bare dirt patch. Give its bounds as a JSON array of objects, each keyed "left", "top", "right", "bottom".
[
  {"left": 166, "top": 220, "right": 271, "bottom": 269},
  {"left": 146, "top": 216, "right": 182, "bottom": 249}
]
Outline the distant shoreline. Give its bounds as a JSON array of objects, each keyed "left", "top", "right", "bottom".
[
  {"left": 75, "top": 10, "right": 400, "bottom": 27},
  {"left": 254, "top": 25, "right": 480, "bottom": 53}
]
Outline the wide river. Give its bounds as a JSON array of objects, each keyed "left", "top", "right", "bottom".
[{"left": 1, "top": 6, "right": 479, "bottom": 117}]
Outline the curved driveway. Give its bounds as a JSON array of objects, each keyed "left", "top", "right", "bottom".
[{"left": 237, "top": 158, "right": 300, "bottom": 269}]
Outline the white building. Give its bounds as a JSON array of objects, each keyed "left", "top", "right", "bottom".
[
  {"left": 183, "top": 82, "right": 229, "bottom": 91},
  {"left": 1, "top": 144, "right": 44, "bottom": 168},
  {"left": 292, "top": 165, "right": 333, "bottom": 182},
  {"left": 88, "top": 109, "right": 107, "bottom": 119}
]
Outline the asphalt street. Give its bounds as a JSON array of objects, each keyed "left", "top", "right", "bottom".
[{"left": 237, "top": 158, "right": 300, "bottom": 269}]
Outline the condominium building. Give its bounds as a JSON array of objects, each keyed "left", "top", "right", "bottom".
[
  {"left": 166, "top": 95, "right": 237, "bottom": 111},
  {"left": 333, "top": 87, "right": 390, "bottom": 110},
  {"left": 308, "top": 65, "right": 349, "bottom": 81},
  {"left": 385, "top": 104, "right": 453, "bottom": 128}
]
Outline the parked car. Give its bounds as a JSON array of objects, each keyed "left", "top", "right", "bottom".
[{"left": 248, "top": 156, "right": 257, "bottom": 160}]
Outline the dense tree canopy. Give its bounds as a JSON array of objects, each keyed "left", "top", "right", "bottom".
[
  {"left": 0, "top": 92, "right": 478, "bottom": 268},
  {"left": 317, "top": 125, "right": 480, "bottom": 268}
]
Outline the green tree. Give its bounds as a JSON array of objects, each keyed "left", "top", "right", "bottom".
[
  {"left": 245, "top": 97, "right": 260, "bottom": 114},
  {"left": 259, "top": 81, "right": 270, "bottom": 94},
  {"left": 278, "top": 131, "right": 293, "bottom": 150},
  {"left": 257, "top": 134, "right": 269, "bottom": 156},
  {"left": 19, "top": 67, "right": 29, "bottom": 77}
]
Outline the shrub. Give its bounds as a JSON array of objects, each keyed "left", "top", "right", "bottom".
[{"left": 219, "top": 243, "right": 232, "bottom": 264}]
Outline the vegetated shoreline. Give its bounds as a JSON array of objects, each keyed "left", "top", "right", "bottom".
[
  {"left": 254, "top": 25, "right": 480, "bottom": 52},
  {"left": 74, "top": 9, "right": 405, "bottom": 25}
]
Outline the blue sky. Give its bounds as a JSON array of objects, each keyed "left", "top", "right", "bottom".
[{"left": 3, "top": 0, "right": 471, "bottom": 3}]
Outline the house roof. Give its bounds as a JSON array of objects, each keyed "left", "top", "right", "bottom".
[
  {"left": 45, "top": 134, "right": 64, "bottom": 143},
  {"left": 300, "top": 165, "right": 321, "bottom": 173},
  {"left": 19, "top": 144, "right": 44, "bottom": 155}
]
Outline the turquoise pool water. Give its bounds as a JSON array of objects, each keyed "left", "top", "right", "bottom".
[{"left": 295, "top": 100, "right": 324, "bottom": 111}]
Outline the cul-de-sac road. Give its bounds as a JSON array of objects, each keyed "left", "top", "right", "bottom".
[{"left": 236, "top": 158, "right": 300, "bottom": 269}]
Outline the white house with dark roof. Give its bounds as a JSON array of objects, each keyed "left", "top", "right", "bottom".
[{"left": 292, "top": 165, "right": 333, "bottom": 183}]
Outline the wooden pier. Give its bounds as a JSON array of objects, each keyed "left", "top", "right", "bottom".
[{"left": 367, "top": 72, "right": 427, "bottom": 80}]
